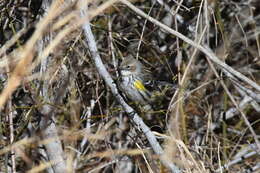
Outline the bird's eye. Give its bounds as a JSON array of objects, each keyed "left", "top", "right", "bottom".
[{"left": 126, "top": 65, "right": 131, "bottom": 69}]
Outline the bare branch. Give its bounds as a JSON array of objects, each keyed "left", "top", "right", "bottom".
[
  {"left": 119, "top": 0, "right": 260, "bottom": 92},
  {"left": 80, "top": 5, "right": 181, "bottom": 173}
]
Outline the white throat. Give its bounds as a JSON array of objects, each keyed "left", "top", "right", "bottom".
[{"left": 120, "top": 70, "right": 132, "bottom": 76}]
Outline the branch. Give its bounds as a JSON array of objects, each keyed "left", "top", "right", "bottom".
[
  {"left": 36, "top": 1, "right": 67, "bottom": 172},
  {"left": 119, "top": 0, "right": 260, "bottom": 93},
  {"left": 80, "top": 6, "right": 181, "bottom": 173},
  {"left": 119, "top": 0, "right": 260, "bottom": 153}
]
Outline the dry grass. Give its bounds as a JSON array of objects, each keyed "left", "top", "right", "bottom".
[{"left": 0, "top": 0, "right": 259, "bottom": 172}]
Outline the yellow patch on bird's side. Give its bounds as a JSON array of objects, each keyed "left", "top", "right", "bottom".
[{"left": 134, "top": 80, "right": 146, "bottom": 91}]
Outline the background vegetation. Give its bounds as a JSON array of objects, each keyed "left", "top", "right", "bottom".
[{"left": 0, "top": 0, "right": 259, "bottom": 172}]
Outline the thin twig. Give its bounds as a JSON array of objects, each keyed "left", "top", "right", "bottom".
[{"left": 8, "top": 102, "right": 16, "bottom": 173}]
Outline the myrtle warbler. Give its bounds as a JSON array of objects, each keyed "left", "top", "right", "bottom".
[{"left": 118, "top": 57, "right": 153, "bottom": 114}]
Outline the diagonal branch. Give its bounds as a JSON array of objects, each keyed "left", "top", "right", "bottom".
[
  {"left": 80, "top": 6, "right": 181, "bottom": 173},
  {"left": 119, "top": 0, "right": 260, "bottom": 93},
  {"left": 119, "top": 0, "right": 260, "bottom": 153}
]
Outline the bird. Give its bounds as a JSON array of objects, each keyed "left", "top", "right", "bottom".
[{"left": 118, "top": 56, "right": 154, "bottom": 117}]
